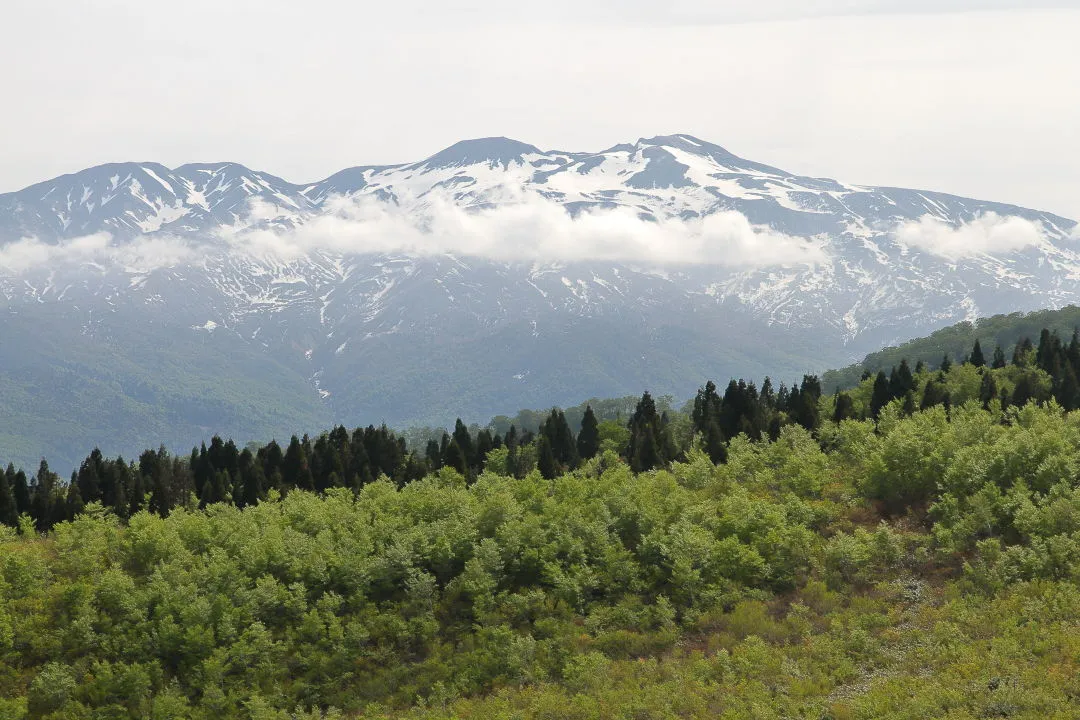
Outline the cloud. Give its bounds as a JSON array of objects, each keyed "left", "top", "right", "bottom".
[
  {"left": 893, "top": 212, "right": 1048, "bottom": 260},
  {"left": 0, "top": 233, "right": 198, "bottom": 275},
  {"left": 0, "top": 194, "right": 825, "bottom": 274},
  {"left": 228, "top": 192, "right": 826, "bottom": 268}
]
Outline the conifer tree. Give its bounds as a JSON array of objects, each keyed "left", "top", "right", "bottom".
[
  {"left": 970, "top": 339, "right": 986, "bottom": 368},
  {"left": 992, "top": 345, "right": 1007, "bottom": 369},
  {"left": 760, "top": 377, "right": 775, "bottom": 411},
  {"left": 921, "top": 378, "right": 950, "bottom": 410},
  {"left": 536, "top": 434, "right": 557, "bottom": 480},
  {"left": 77, "top": 449, "right": 105, "bottom": 504},
  {"left": 703, "top": 416, "right": 727, "bottom": 464},
  {"left": 692, "top": 381, "right": 722, "bottom": 435},
  {"left": 979, "top": 370, "right": 999, "bottom": 409},
  {"left": 940, "top": 354, "right": 953, "bottom": 373},
  {"left": 452, "top": 419, "right": 475, "bottom": 471},
  {"left": 0, "top": 468, "right": 16, "bottom": 527},
  {"left": 1012, "top": 338, "right": 1034, "bottom": 367},
  {"left": 870, "top": 371, "right": 891, "bottom": 419},
  {"left": 576, "top": 405, "right": 600, "bottom": 460},
  {"left": 11, "top": 468, "right": 30, "bottom": 517},
  {"left": 475, "top": 429, "right": 495, "bottom": 469},
  {"left": 833, "top": 391, "right": 857, "bottom": 423},
  {"left": 1059, "top": 364, "right": 1080, "bottom": 411},
  {"left": 425, "top": 440, "right": 442, "bottom": 470},
  {"left": 628, "top": 391, "right": 663, "bottom": 473},
  {"left": 1011, "top": 373, "right": 1037, "bottom": 407},
  {"left": 443, "top": 439, "right": 469, "bottom": 477},
  {"left": 896, "top": 360, "right": 915, "bottom": 396},
  {"left": 793, "top": 375, "right": 822, "bottom": 431},
  {"left": 65, "top": 479, "right": 84, "bottom": 522},
  {"left": 543, "top": 410, "right": 578, "bottom": 470}
]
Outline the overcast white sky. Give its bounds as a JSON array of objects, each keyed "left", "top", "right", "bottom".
[{"left": 3, "top": 1, "right": 1079, "bottom": 218}]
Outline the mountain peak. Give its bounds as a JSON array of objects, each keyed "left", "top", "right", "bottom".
[{"left": 421, "top": 137, "right": 542, "bottom": 170}]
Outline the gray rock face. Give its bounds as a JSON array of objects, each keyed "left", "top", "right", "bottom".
[{"left": 0, "top": 134, "right": 1076, "bottom": 470}]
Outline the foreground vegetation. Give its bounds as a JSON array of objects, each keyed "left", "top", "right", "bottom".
[{"left": 3, "top": 330, "right": 1080, "bottom": 717}]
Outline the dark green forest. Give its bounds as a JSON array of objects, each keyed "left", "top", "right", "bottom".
[{"left": 3, "top": 327, "right": 1080, "bottom": 717}]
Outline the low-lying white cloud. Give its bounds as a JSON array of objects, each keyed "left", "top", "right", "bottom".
[
  {"left": 0, "top": 233, "right": 198, "bottom": 274},
  {"left": 232, "top": 192, "right": 826, "bottom": 268},
  {"left": 0, "top": 193, "right": 827, "bottom": 273},
  {"left": 894, "top": 212, "right": 1047, "bottom": 260}
]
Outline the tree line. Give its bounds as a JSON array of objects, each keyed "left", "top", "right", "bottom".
[{"left": 2, "top": 328, "right": 1079, "bottom": 533}]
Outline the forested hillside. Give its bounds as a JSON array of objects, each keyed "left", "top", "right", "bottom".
[
  {"left": 3, "top": 329, "right": 1080, "bottom": 717},
  {"left": 823, "top": 305, "right": 1080, "bottom": 390}
]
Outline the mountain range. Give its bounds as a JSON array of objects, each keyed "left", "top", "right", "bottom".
[{"left": 1, "top": 134, "right": 1077, "bottom": 471}]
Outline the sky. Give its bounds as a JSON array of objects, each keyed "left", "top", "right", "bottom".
[{"left": 3, "top": 0, "right": 1080, "bottom": 219}]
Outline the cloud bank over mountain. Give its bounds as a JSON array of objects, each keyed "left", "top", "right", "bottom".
[
  {"left": 894, "top": 213, "right": 1050, "bottom": 261},
  {"left": 0, "top": 194, "right": 827, "bottom": 273}
]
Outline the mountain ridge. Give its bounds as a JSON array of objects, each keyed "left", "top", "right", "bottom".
[{"left": 0, "top": 134, "right": 1078, "bottom": 471}]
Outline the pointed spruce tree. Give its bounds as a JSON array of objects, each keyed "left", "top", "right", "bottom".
[
  {"left": 576, "top": 405, "right": 600, "bottom": 460},
  {"left": 536, "top": 434, "right": 558, "bottom": 480},
  {"left": 628, "top": 391, "right": 663, "bottom": 473},
  {"left": 979, "top": 370, "right": 999, "bottom": 409},
  {"left": 870, "top": 371, "right": 891, "bottom": 419},
  {"left": 833, "top": 391, "right": 857, "bottom": 423},
  {"left": 992, "top": 345, "right": 1007, "bottom": 369},
  {"left": 0, "top": 468, "right": 16, "bottom": 527},
  {"left": 970, "top": 339, "right": 986, "bottom": 368}
]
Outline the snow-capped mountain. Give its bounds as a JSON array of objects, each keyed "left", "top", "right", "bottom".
[{"left": 0, "top": 134, "right": 1077, "bottom": 470}]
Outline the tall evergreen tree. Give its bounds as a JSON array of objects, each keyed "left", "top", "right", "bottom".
[
  {"left": 443, "top": 439, "right": 469, "bottom": 477},
  {"left": 425, "top": 440, "right": 442, "bottom": 470},
  {"left": 536, "top": 434, "right": 558, "bottom": 480},
  {"left": 940, "top": 354, "right": 953, "bottom": 373},
  {"left": 833, "top": 391, "right": 857, "bottom": 423},
  {"left": 11, "top": 468, "right": 30, "bottom": 517},
  {"left": 992, "top": 345, "right": 1007, "bottom": 369},
  {"left": 1011, "top": 373, "right": 1038, "bottom": 407},
  {"left": 793, "top": 375, "right": 822, "bottom": 431},
  {"left": 452, "top": 419, "right": 475, "bottom": 471},
  {"left": 692, "top": 381, "right": 722, "bottom": 435},
  {"left": 576, "top": 405, "right": 600, "bottom": 460},
  {"left": 1013, "top": 338, "right": 1035, "bottom": 367},
  {"left": 1059, "top": 364, "right": 1080, "bottom": 411},
  {"left": 628, "top": 391, "right": 663, "bottom": 473},
  {"left": 0, "top": 468, "right": 16, "bottom": 527},
  {"left": 921, "top": 378, "right": 950, "bottom": 410},
  {"left": 543, "top": 410, "right": 578, "bottom": 470},
  {"left": 970, "top": 340, "right": 986, "bottom": 368},
  {"left": 979, "top": 371, "right": 999, "bottom": 410},
  {"left": 870, "top": 371, "right": 891, "bottom": 419}
]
